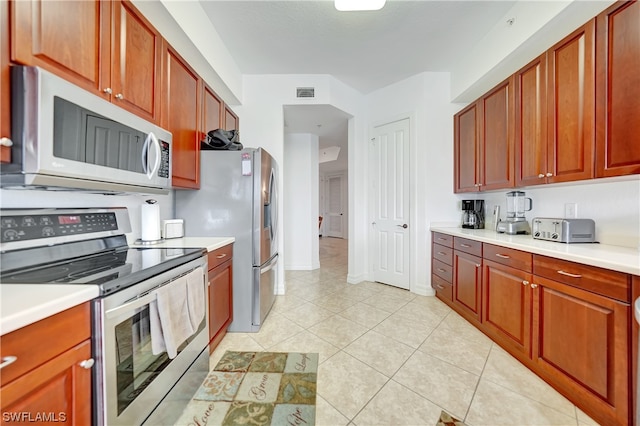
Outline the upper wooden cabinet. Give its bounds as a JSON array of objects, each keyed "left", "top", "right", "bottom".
[
  {"left": 515, "top": 54, "right": 548, "bottom": 187},
  {"left": 162, "top": 44, "right": 201, "bottom": 189},
  {"left": 224, "top": 105, "right": 239, "bottom": 131},
  {"left": 546, "top": 20, "right": 595, "bottom": 184},
  {"left": 454, "top": 77, "right": 514, "bottom": 193},
  {"left": 595, "top": 1, "right": 640, "bottom": 178},
  {"left": 1, "top": 0, "right": 11, "bottom": 163},
  {"left": 203, "top": 83, "right": 224, "bottom": 140},
  {"left": 11, "top": 0, "right": 161, "bottom": 124}
]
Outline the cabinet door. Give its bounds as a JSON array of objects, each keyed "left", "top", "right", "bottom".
[
  {"left": 203, "top": 84, "right": 224, "bottom": 139},
  {"left": 163, "top": 45, "right": 201, "bottom": 189},
  {"left": 208, "top": 260, "right": 233, "bottom": 352},
  {"left": 479, "top": 76, "right": 515, "bottom": 190},
  {"left": 454, "top": 103, "right": 480, "bottom": 193},
  {"left": 595, "top": 1, "right": 640, "bottom": 178},
  {"left": 223, "top": 105, "right": 238, "bottom": 131},
  {"left": 453, "top": 250, "right": 482, "bottom": 322},
  {"left": 1, "top": 340, "right": 92, "bottom": 425},
  {"left": 546, "top": 20, "right": 595, "bottom": 184},
  {"left": 482, "top": 260, "right": 532, "bottom": 357},
  {"left": 111, "top": 0, "right": 161, "bottom": 123},
  {"left": 12, "top": 0, "right": 110, "bottom": 99},
  {"left": 515, "top": 54, "right": 548, "bottom": 186},
  {"left": 533, "top": 276, "right": 629, "bottom": 425},
  {"left": 1, "top": 0, "right": 10, "bottom": 163}
]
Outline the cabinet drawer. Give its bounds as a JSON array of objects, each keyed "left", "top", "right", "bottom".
[
  {"left": 454, "top": 237, "right": 482, "bottom": 257},
  {"left": 432, "top": 259, "right": 453, "bottom": 283},
  {"left": 432, "top": 232, "right": 453, "bottom": 248},
  {"left": 533, "top": 255, "right": 630, "bottom": 302},
  {"left": 1, "top": 303, "right": 90, "bottom": 386},
  {"left": 483, "top": 243, "right": 532, "bottom": 272},
  {"left": 432, "top": 274, "right": 452, "bottom": 300},
  {"left": 433, "top": 243, "right": 453, "bottom": 266},
  {"left": 207, "top": 244, "right": 233, "bottom": 270}
]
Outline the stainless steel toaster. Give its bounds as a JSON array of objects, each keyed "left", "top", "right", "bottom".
[{"left": 532, "top": 218, "right": 596, "bottom": 243}]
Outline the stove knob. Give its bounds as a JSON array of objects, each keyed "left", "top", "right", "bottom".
[
  {"left": 551, "top": 233, "right": 559, "bottom": 239},
  {"left": 42, "top": 227, "right": 55, "bottom": 237},
  {"left": 3, "top": 229, "right": 19, "bottom": 240}
]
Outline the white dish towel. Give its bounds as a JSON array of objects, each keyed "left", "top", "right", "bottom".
[
  {"left": 150, "top": 274, "right": 195, "bottom": 359},
  {"left": 186, "top": 267, "right": 206, "bottom": 331}
]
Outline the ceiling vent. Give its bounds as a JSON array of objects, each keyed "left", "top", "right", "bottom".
[{"left": 296, "top": 87, "right": 315, "bottom": 98}]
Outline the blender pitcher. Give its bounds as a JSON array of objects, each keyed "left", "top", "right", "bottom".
[{"left": 506, "top": 191, "right": 532, "bottom": 221}]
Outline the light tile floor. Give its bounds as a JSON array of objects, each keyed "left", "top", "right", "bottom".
[{"left": 207, "top": 237, "right": 601, "bottom": 426}]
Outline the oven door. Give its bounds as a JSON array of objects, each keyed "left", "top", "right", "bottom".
[{"left": 93, "top": 257, "right": 208, "bottom": 426}]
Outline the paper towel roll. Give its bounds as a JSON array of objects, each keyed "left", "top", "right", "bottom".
[{"left": 141, "top": 202, "right": 161, "bottom": 241}]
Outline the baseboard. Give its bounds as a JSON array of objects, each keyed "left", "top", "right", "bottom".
[
  {"left": 284, "top": 264, "right": 318, "bottom": 271},
  {"left": 347, "top": 272, "right": 368, "bottom": 284}
]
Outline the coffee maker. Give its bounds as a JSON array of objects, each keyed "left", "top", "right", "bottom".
[
  {"left": 496, "top": 191, "right": 532, "bottom": 234},
  {"left": 462, "top": 200, "right": 485, "bottom": 229}
]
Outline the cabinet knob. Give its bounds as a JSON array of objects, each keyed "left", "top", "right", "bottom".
[
  {"left": 530, "top": 283, "right": 538, "bottom": 289},
  {"left": 103, "top": 87, "right": 113, "bottom": 94},
  {"left": 115, "top": 93, "right": 124, "bottom": 100},
  {"left": 79, "top": 358, "right": 95, "bottom": 369},
  {"left": 0, "top": 356, "right": 17, "bottom": 370},
  {"left": 522, "top": 280, "right": 529, "bottom": 286},
  {"left": 475, "top": 263, "right": 481, "bottom": 268},
  {"left": 546, "top": 172, "right": 553, "bottom": 177},
  {"left": 0, "top": 137, "right": 13, "bottom": 147},
  {"left": 538, "top": 173, "right": 545, "bottom": 178}
]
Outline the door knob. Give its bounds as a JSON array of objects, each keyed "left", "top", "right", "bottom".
[{"left": 397, "top": 224, "right": 408, "bottom": 229}]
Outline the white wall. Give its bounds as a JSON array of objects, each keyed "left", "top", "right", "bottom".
[
  {"left": 284, "top": 133, "right": 320, "bottom": 270},
  {"left": 236, "top": 74, "right": 366, "bottom": 292}
]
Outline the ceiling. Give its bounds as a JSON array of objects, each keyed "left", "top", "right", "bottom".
[{"left": 199, "top": 0, "right": 518, "bottom": 172}]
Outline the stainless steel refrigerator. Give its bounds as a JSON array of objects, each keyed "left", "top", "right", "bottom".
[{"left": 175, "top": 148, "right": 278, "bottom": 332}]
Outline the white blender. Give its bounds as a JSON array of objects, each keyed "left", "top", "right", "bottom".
[{"left": 496, "top": 191, "right": 532, "bottom": 235}]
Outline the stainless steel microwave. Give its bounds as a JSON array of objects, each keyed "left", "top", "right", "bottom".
[{"left": 1, "top": 66, "right": 172, "bottom": 194}]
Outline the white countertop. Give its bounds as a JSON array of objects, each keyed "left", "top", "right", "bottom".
[
  {"left": 132, "top": 236, "right": 235, "bottom": 252},
  {"left": 431, "top": 227, "right": 640, "bottom": 276},
  {"left": 0, "top": 284, "right": 99, "bottom": 336},
  {"left": 1, "top": 237, "right": 234, "bottom": 336}
]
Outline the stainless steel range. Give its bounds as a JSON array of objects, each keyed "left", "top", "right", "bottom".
[{"left": 0, "top": 208, "right": 209, "bottom": 426}]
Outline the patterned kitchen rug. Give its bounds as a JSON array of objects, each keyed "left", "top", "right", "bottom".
[
  {"left": 175, "top": 351, "right": 318, "bottom": 426},
  {"left": 436, "top": 410, "right": 467, "bottom": 426}
]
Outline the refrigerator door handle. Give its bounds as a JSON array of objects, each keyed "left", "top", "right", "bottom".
[
  {"left": 269, "top": 168, "right": 278, "bottom": 242},
  {"left": 260, "top": 256, "right": 277, "bottom": 274}
]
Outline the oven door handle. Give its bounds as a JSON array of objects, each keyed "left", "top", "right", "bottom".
[{"left": 105, "top": 291, "right": 158, "bottom": 319}]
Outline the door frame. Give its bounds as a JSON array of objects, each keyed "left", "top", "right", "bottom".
[
  {"left": 368, "top": 112, "right": 418, "bottom": 292},
  {"left": 323, "top": 171, "right": 348, "bottom": 239}
]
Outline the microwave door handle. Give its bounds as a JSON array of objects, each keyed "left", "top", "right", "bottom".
[
  {"left": 148, "top": 132, "right": 161, "bottom": 179},
  {"left": 141, "top": 133, "right": 152, "bottom": 175}
]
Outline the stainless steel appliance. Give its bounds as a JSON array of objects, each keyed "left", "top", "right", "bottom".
[
  {"left": 0, "top": 208, "right": 208, "bottom": 426},
  {"left": 461, "top": 200, "right": 484, "bottom": 229},
  {"left": 496, "top": 190, "right": 532, "bottom": 235},
  {"left": 532, "top": 218, "right": 596, "bottom": 243},
  {"left": 2, "top": 66, "right": 172, "bottom": 194},
  {"left": 175, "top": 148, "right": 278, "bottom": 332}
]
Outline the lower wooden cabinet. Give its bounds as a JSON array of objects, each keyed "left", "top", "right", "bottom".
[
  {"left": 0, "top": 303, "right": 92, "bottom": 425},
  {"left": 431, "top": 232, "right": 634, "bottom": 426},
  {"left": 207, "top": 244, "right": 233, "bottom": 352}
]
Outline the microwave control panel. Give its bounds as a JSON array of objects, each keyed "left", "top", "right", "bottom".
[
  {"left": 1, "top": 212, "right": 118, "bottom": 242},
  {"left": 158, "top": 141, "right": 170, "bottom": 178}
]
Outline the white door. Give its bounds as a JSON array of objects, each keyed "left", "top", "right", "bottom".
[
  {"left": 372, "top": 118, "right": 410, "bottom": 289},
  {"left": 325, "top": 174, "right": 345, "bottom": 238}
]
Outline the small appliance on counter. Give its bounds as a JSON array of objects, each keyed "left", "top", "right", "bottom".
[
  {"left": 496, "top": 191, "right": 532, "bottom": 235},
  {"left": 532, "top": 218, "right": 596, "bottom": 243},
  {"left": 462, "top": 200, "right": 485, "bottom": 229}
]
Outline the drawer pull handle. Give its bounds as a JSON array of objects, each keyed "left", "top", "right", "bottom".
[
  {"left": 460, "top": 243, "right": 471, "bottom": 248},
  {"left": 79, "top": 358, "right": 95, "bottom": 369},
  {"left": 522, "top": 280, "right": 529, "bottom": 286},
  {"left": 0, "top": 356, "right": 17, "bottom": 370},
  {"left": 530, "top": 284, "right": 538, "bottom": 289},
  {"left": 437, "top": 252, "right": 446, "bottom": 256},
  {"left": 437, "top": 268, "right": 446, "bottom": 273},
  {"left": 557, "top": 270, "right": 582, "bottom": 278},
  {"left": 435, "top": 284, "right": 444, "bottom": 290},
  {"left": 495, "top": 253, "right": 510, "bottom": 259},
  {"left": 216, "top": 253, "right": 227, "bottom": 259},
  {"left": 438, "top": 237, "right": 446, "bottom": 241}
]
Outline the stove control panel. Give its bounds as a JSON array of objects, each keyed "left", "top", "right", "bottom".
[{"left": 1, "top": 212, "right": 118, "bottom": 242}]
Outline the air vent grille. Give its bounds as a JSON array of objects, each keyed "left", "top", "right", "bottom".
[{"left": 296, "top": 87, "right": 315, "bottom": 98}]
